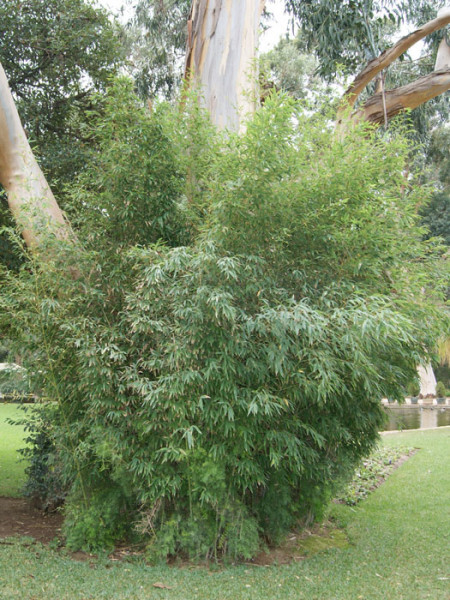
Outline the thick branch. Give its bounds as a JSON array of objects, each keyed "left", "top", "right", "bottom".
[
  {"left": 0, "top": 61, "right": 71, "bottom": 250},
  {"left": 341, "top": 9, "right": 450, "bottom": 112},
  {"left": 354, "top": 69, "right": 450, "bottom": 125}
]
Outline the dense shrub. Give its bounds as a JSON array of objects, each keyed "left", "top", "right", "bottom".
[
  {"left": 0, "top": 343, "right": 9, "bottom": 361},
  {"left": 1, "top": 84, "right": 447, "bottom": 559},
  {"left": 15, "top": 403, "right": 66, "bottom": 511},
  {"left": 436, "top": 381, "right": 446, "bottom": 397},
  {"left": 435, "top": 364, "right": 450, "bottom": 389},
  {"left": 406, "top": 380, "right": 420, "bottom": 398}
]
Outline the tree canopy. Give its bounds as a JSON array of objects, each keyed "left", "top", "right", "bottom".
[
  {"left": 0, "top": 0, "right": 123, "bottom": 193},
  {"left": 421, "top": 125, "right": 450, "bottom": 245},
  {"left": 126, "top": 0, "right": 191, "bottom": 99},
  {"left": 284, "top": 0, "right": 444, "bottom": 79},
  {"left": 0, "top": 0, "right": 123, "bottom": 269}
]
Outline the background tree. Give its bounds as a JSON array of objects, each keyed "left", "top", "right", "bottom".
[
  {"left": 260, "top": 36, "right": 333, "bottom": 103},
  {"left": 0, "top": 0, "right": 123, "bottom": 269},
  {"left": 421, "top": 125, "right": 450, "bottom": 245},
  {"left": 125, "top": 0, "right": 191, "bottom": 100},
  {"left": 0, "top": 0, "right": 123, "bottom": 195},
  {"left": 284, "top": 0, "right": 444, "bottom": 79}
]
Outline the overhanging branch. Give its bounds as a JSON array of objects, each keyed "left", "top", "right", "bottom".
[
  {"left": 338, "top": 9, "right": 450, "bottom": 120},
  {"left": 355, "top": 69, "right": 450, "bottom": 125}
]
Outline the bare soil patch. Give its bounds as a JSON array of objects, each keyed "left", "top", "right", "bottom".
[
  {"left": 247, "top": 522, "right": 349, "bottom": 567},
  {"left": 0, "top": 496, "right": 62, "bottom": 544}
]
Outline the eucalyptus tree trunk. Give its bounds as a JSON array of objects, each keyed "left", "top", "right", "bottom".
[
  {"left": 184, "top": 0, "right": 265, "bottom": 132},
  {"left": 0, "top": 63, "right": 70, "bottom": 250},
  {"left": 417, "top": 364, "right": 437, "bottom": 398}
]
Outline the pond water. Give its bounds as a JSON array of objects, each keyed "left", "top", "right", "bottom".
[{"left": 382, "top": 405, "right": 450, "bottom": 431}]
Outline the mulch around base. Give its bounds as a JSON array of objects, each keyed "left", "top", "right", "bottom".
[{"left": 0, "top": 496, "right": 63, "bottom": 544}]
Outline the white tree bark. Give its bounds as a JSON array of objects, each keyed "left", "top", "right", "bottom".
[
  {"left": 417, "top": 364, "right": 437, "bottom": 398},
  {"left": 184, "top": 0, "right": 265, "bottom": 132},
  {"left": 0, "top": 62, "right": 70, "bottom": 250}
]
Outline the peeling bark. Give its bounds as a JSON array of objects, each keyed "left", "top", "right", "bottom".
[
  {"left": 184, "top": 0, "right": 265, "bottom": 132},
  {"left": 0, "top": 62, "right": 71, "bottom": 250},
  {"left": 354, "top": 69, "right": 450, "bottom": 125},
  {"left": 340, "top": 10, "right": 450, "bottom": 114}
]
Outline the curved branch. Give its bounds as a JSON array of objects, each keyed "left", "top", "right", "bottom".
[
  {"left": 353, "top": 68, "right": 450, "bottom": 125},
  {"left": 340, "top": 9, "right": 450, "bottom": 114}
]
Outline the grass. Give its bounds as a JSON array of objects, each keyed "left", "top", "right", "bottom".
[
  {"left": 0, "top": 403, "right": 28, "bottom": 497},
  {"left": 335, "top": 444, "right": 414, "bottom": 505},
  {"left": 0, "top": 422, "right": 448, "bottom": 599}
]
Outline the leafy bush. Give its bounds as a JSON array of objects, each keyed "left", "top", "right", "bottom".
[
  {"left": 13, "top": 403, "right": 66, "bottom": 511},
  {"left": 435, "top": 364, "right": 450, "bottom": 389},
  {"left": 143, "top": 449, "right": 260, "bottom": 562},
  {"left": 64, "top": 480, "right": 135, "bottom": 553},
  {"left": 0, "top": 343, "right": 9, "bottom": 361},
  {"left": 406, "top": 380, "right": 420, "bottom": 398},
  {"left": 436, "top": 381, "right": 446, "bottom": 398},
  {"left": 1, "top": 85, "right": 447, "bottom": 560}
]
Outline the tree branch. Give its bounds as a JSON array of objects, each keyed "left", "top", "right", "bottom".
[
  {"left": 354, "top": 68, "right": 450, "bottom": 125},
  {"left": 340, "top": 9, "right": 450, "bottom": 114}
]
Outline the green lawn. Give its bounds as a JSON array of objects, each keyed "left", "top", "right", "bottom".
[
  {"left": 0, "top": 418, "right": 448, "bottom": 599},
  {"left": 0, "top": 403, "right": 28, "bottom": 497}
]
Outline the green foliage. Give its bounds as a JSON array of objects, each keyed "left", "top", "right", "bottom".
[
  {"left": 421, "top": 191, "right": 450, "bottom": 246},
  {"left": 435, "top": 364, "right": 450, "bottom": 388},
  {"left": 435, "top": 380, "right": 446, "bottom": 397},
  {"left": 261, "top": 36, "right": 334, "bottom": 104},
  {"left": 285, "top": 0, "right": 443, "bottom": 80},
  {"left": 145, "top": 450, "right": 260, "bottom": 561},
  {"left": 420, "top": 126, "right": 450, "bottom": 246},
  {"left": 0, "top": 364, "right": 31, "bottom": 397},
  {"left": 68, "top": 80, "right": 184, "bottom": 248},
  {"left": 64, "top": 481, "right": 134, "bottom": 553},
  {"left": 1, "top": 89, "right": 447, "bottom": 560},
  {"left": 68, "top": 78, "right": 219, "bottom": 250},
  {"left": 406, "top": 379, "right": 420, "bottom": 397},
  {"left": 0, "top": 0, "right": 123, "bottom": 197},
  {"left": 0, "top": 201, "right": 25, "bottom": 272},
  {"left": 126, "top": 0, "right": 191, "bottom": 100},
  {"left": 0, "top": 0, "right": 124, "bottom": 268},
  {"left": 0, "top": 342, "right": 9, "bottom": 362},
  {"left": 14, "top": 403, "right": 66, "bottom": 511}
]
